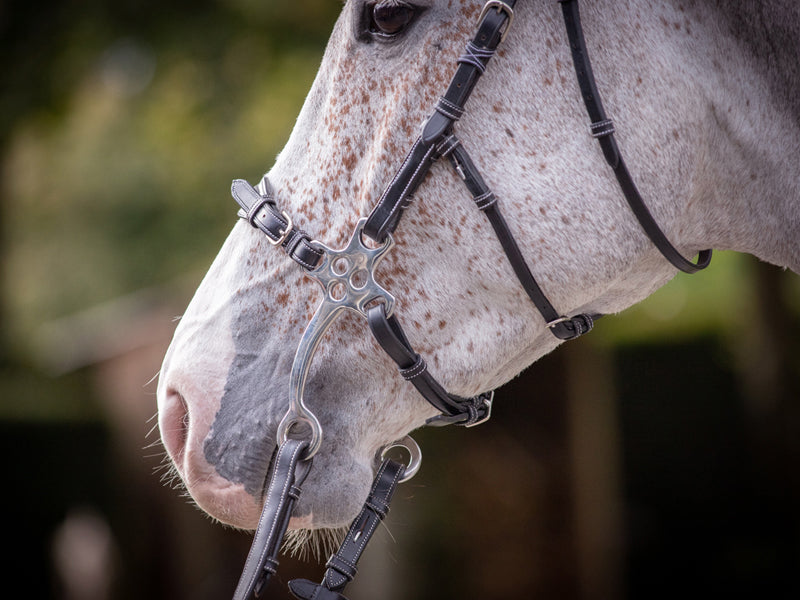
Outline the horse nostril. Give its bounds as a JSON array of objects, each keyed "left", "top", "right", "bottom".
[{"left": 160, "top": 387, "right": 190, "bottom": 465}]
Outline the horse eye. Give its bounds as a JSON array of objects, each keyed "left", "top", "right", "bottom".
[{"left": 367, "top": 2, "right": 417, "bottom": 37}]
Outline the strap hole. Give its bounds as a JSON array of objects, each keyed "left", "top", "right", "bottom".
[
  {"left": 350, "top": 269, "right": 368, "bottom": 289},
  {"left": 332, "top": 257, "right": 349, "bottom": 275},
  {"left": 329, "top": 282, "right": 347, "bottom": 301}
]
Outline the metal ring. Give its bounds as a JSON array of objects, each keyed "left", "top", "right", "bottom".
[
  {"left": 380, "top": 435, "right": 422, "bottom": 483},
  {"left": 276, "top": 412, "right": 323, "bottom": 460}
]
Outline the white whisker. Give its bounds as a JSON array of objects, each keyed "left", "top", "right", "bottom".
[
  {"left": 283, "top": 527, "right": 348, "bottom": 562},
  {"left": 143, "top": 370, "right": 161, "bottom": 388}
]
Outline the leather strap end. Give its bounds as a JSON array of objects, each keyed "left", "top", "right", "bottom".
[
  {"left": 421, "top": 111, "right": 453, "bottom": 145},
  {"left": 289, "top": 579, "right": 348, "bottom": 600},
  {"left": 548, "top": 313, "right": 596, "bottom": 340}
]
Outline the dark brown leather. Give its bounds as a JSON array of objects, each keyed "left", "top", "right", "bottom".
[
  {"left": 288, "top": 459, "right": 406, "bottom": 600},
  {"left": 363, "top": 1, "right": 517, "bottom": 242},
  {"left": 367, "top": 304, "right": 492, "bottom": 426},
  {"left": 447, "top": 141, "right": 598, "bottom": 340},
  {"left": 232, "top": 178, "right": 324, "bottom": 270},
  {"left": 232, "top": 439, "right": 311, "bottom": 600},
  {"left": 559, "top": 0, "right": 712, "bottom": 273}
]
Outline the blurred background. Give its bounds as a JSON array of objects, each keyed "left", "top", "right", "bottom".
[{"left": 2, "top": 1, "right": 798, "bottom": 598}]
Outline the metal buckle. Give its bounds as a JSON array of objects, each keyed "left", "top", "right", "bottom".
[
  {"left": 465, "top": 391, "right": 494, "bottom": 428},
  {"left": 267, "top": 210, "right": 293, "bottom": 246},
  {"left": 478, "top": 1, "right": 514, "bottom": 45}
]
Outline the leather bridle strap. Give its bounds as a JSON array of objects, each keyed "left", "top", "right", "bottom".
[
  {"left": 232, "top": 178, "right": 324, "bottom": 270},
  {"left": 445, "top": 138, "right": 598, "bottom": 340},
  {"left": 364, "top": 0, "right": 516, "bottom": 242},
  {"left": 559, "top": 0, "right": 712, "bottom": 274},
  {"left": 232, "top": 439, "right": 311, "bottom": 600},
  {"left": 367, "top": 304, "right": 492, "bottom": 427},
  {"left": 364, "top": 0, "right": 595, "bottom": 341},
  {"left": 288, "top": 458, "right": 406, "bottom": 600}
]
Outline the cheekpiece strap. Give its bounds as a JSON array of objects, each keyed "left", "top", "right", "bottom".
[
  {"left": 363, "top": 0, "right": 516, "bottom": 242},
  {"left": 446, "top": 138, "right": 599, "bottom": 340}
]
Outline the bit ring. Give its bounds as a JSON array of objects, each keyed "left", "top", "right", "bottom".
[{"left": 380, "top": 435, "right": 422, "bottom": 483}]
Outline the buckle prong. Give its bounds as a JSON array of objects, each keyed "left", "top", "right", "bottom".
[{"left": 267, "top": 211, "right": 293, "bottom": 246}]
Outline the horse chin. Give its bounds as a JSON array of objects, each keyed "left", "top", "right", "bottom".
[
  {"left": 291, "top": 450, "right": 374, "bottom": 530},
  {"left": 180, "top": 437, "right": 375, "bottom": 533},
  {"left": 190, "top": 478, "right": 263, "bottom": 530}
]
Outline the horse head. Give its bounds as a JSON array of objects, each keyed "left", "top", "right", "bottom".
[{"left": 157, "top": 0, "right": 799, "bottom": 534}]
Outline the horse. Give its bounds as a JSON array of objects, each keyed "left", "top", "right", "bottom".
[{"left": 156, "top": 0, "right": 799, "bottom": 549}]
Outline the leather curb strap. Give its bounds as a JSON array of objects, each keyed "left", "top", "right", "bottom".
[
  {"left": 367, "top": 304, "right": 493, "bottom": 427},
  {"left": 232, "top": 439, "right": 311, "bottom": 600},
  {"left": 288, "top": 459, "right": 406, "bottom": 600},
  {"left": 558, "top": 0, "right": 711, "bottom": 273}
]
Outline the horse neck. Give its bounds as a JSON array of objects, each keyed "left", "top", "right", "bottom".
[
  {"left": 580, "top": 0, "right": 800, "bottom": 273},
  {"left": 692, "top": 1, "right": 800, "bottom": 272}
]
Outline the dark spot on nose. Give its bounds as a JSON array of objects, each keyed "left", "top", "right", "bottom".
[{"left": 504, "top": 127, "right": 514, "bottom": 138}]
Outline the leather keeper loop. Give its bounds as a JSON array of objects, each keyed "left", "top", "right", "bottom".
[
  {"left": 262, "top": 557, "right": 279, "bottom": 576},
  {"left": 287, "top": 485, "right": 302, "bottom": 501},
  {"left": 325, "top": 555, "right": 357, "bottom": 583},
  {"left": 590, "top": 118, "right": 615, "bottom": 137},
  {"left": 548, "top": 313, "right": 595, "bottom": 340},
  {"left": 399, "top": 355, "right": 426, "bottom": 380},
  {"left": 474, "top": 190, "right": 497, "bottom": 210},
  {"left": 365, "top": 498, "right": 390, "bottom": 519},
  {"left": 435, "top": 96, "right": 465, "bottom": 121}
]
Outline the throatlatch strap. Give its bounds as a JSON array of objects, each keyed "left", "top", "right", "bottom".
[
  {"left": 288, "top": 459, "right": 406, "bottom": 600},
  {"left": 233, "top": 439, "right": 311, "bottom": 600},
  {"left": 559, "top": 0, "right": 711, "bottom": 274}
]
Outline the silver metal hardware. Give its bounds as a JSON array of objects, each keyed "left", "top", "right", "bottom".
[
  {"left": 267, "top": 210, "right": 293, "bottom": 246},
  {"left": 479, "top": 1, "right": 515, "bottom": 45},
  {"left": 277, "top": 218, "right": 395, "bottom": 459},
  {"left": 453, "top": 157, "right": 467, "bottom": 181},
  {"left": 546, "top": 316, "right": 571, "bottom": 329},
  {"left": 380, "top": 435, "right": 422, "bottom": 483},
  {"left": 464, "top": 391, "right": 494, "bottom": 428}
]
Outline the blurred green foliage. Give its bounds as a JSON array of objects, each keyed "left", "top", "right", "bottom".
[{"left": 2, "top": 0, "right": 340, "bottom": 348}]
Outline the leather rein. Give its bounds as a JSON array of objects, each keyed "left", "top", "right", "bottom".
[{"left": 228, "top": 1, "right": 712, "bottom": 598}]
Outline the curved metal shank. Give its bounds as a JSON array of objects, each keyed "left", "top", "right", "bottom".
[{"left": 277, "top": 218, "right": 395, "bottom": 458}]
